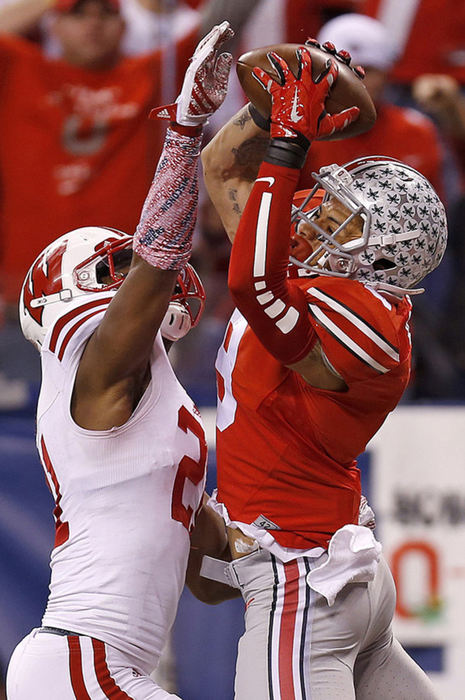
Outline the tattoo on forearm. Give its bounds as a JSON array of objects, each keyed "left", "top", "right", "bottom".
[
  {"left": 222, "top": 135, "right": 269, "bottom": 182},
  {"left": 233, "top": 110, "right": 252, "bottom": 130}
]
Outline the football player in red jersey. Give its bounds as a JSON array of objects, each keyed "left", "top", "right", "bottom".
[
  {"left": 6, "top": 23, "right": 237, "bottom": 700},
  {"left": 200, "top": 47, "right": 445, "bottom": 699}
]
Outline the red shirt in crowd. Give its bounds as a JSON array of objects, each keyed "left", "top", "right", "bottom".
[
  {"left": 362, "top": 0, "right": 465, "bottom": 84},
  {"left": 0, "top": 32, "right": 195, "bottom": 305}
]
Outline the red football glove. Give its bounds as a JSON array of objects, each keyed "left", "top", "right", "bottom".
[
  {"left": 252, "top": 47, "right": 359, "bottom": 142},
  {"left": 305, "top": 37, "right": 366, "bottom": 80}
]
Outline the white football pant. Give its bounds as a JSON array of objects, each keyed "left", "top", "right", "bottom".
[
  {"left": 230, "top": 551, "right": 440, "bottom": 700},
  {"left": 7, "top": 628, "right": 181, "bottom": 700}
]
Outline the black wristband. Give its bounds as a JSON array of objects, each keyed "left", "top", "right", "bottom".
[
  {"left": 248, "top": 103, "right": 271, "bottom": 132},
  {"left": 264, "top": 134, "right": 310, "bottom": 169}
]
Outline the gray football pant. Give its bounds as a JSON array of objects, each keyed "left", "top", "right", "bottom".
[{"left": 229, "top": 550, "right": 440, "bottom": 700}]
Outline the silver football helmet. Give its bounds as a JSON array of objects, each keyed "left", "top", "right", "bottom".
[{"left": 290, "top": 156, "right": 448, "bottom": 295}]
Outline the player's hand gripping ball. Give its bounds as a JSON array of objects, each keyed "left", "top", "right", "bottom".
[
  {"left": 237, "top": 41, "right": 376, "bottom": 141},
  {"left": 252, "top": 48, "right": 360, "bottom": 142}
]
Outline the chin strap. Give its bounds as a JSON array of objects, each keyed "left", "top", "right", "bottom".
[
  {"left": 368, "top": 281, "right": 423, "bottom": 297},
  {"left": 30, "top": 288, "right": 73, "bottom": 308}
]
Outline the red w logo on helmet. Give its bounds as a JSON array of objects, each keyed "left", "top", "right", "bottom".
[{"left": 22, "top": 243, "right": 67, "bottom": 325}]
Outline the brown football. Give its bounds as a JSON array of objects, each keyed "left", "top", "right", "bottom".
[{"left": 236, "top": 43, "right": 376, "bottom": 141}]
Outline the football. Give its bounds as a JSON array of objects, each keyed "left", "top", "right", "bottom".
[{"left": 236, "top": 43, "right": 376, "bottom": 141}]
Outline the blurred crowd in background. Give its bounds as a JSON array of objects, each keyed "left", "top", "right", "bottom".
[{"left": 1, "top": 0, "right": 465, "bottom": 410}]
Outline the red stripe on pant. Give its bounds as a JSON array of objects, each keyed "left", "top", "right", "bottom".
[
  {"left": 92, "top": 638, "right": 133, "bottom": 699},
  {"left": 68, "top": 636, "right": 92, "bottom": 700},
  {"left": 67, "top": 636, "right": 134, "bottom": 699},
  {"left": 278, "top": 560, "right": 300, "bottom": 699}
]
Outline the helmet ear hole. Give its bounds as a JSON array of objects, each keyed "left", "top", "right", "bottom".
[{"left": 373, "top": 258, "right": 395, "bottom": 271}]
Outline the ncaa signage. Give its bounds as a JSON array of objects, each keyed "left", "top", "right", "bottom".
[{"left": 368, "top": 406, "right": 465, "bottom": 700}]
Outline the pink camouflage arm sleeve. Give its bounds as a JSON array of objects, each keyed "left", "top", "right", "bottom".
[{"left": 133, "top": 128, "right": 203, "bottom": 270}]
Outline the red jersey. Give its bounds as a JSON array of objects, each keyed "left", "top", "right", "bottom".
[
  {"left": 301, "top": 103, "right": 444, "bottom": 199},
  {"left": 0, "top": 34, "right": 194, "bottom": 305},
  {"left": 215, "top": 276, "right": 412, "bottom": 550},
  {"left": 361, "top": 0, "right": 465, "bottom": 84}
]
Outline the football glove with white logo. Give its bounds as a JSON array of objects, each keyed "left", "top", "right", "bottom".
[
  {"left": 151, "top": 21, "right": 234, "bottom": 130},
  {"left": 252, "top": 47, "right": 359, "bottom": 144}
]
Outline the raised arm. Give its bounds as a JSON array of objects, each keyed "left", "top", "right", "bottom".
[
  {"left": 0, "top": 0, "right": 50, "bottom": 36},
  {"left": 227, "top": 49, "right": 358, "bottom": 385},
  {"left": 201, "top": 104, "right": 270, "bottom": 242},
  {"left": 413, "top": 73, "right": 465, "bottom": 141},
  {"left": 72, "top": 22, "right": 233, "bottom": 430}
]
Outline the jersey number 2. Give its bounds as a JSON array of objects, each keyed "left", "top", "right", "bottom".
[
  {"left": 40, "top": 437, "right": 70, "bottom": 548},
  {"left": 172, "top": 406, "right": 207, "bottom": 532}
]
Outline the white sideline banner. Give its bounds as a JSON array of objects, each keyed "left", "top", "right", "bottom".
[{"left": 368, "top": 406, "right": 465, "bottom": 700}]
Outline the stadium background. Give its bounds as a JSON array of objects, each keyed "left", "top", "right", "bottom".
[{"left": 1, "top": 0, "right": 465, "bottom": 697}]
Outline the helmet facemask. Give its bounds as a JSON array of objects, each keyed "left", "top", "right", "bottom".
[
  {"left": 81, "top": 244, "right": 134, "bottom": 291},
  {"left": 290, "top": 183, "right": 369, "bottom": 278},
  {"left": 290, "top": 158, "right": 448, "bottom": 296}
]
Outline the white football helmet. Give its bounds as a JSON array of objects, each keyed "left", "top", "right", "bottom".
[
  {"left": 19, "top": 226, "right": 205, "bottom": 350},
  {"left": 290, "top": 156, "right": 448, "bottom": 296}
]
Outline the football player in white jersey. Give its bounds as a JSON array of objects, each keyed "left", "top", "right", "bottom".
[{"left": 6, "top": 22, "right": 236, "bottom": 700}]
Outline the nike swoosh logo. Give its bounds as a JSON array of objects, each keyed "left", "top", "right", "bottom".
[
  {"left": 290, "top": 87, "right": 302, "bottom": 123},
  {"left": 256, "top": 177, "right": 275, "bottom": 187}
]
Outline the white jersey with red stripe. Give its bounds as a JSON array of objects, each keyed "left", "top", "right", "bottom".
[
  {"left": 215, "top": 276, "right": 412, "bottom": 552},
  {"left": 36, "top": 292, "right": 207, "bottom": 674}
]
